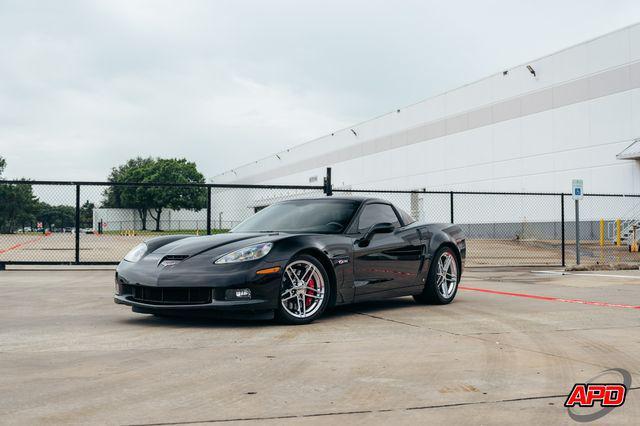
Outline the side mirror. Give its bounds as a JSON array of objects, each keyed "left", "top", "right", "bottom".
[{"left": 357, "top": 222, "right": 395, "bottom": 247}]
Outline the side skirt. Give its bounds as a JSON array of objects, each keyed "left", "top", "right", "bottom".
[{"left": 353, "top": 285, "right": 424, "bottom": 303}]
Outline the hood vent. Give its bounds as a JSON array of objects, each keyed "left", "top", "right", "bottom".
[{"left": 158, "top": 255, "right": 189, "bottom": 268}]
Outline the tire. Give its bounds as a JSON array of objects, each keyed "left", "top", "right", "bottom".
[
  {"left": 414, "top": 246, "right": 460, "bottom": 305},
  {"left": 275, "top": 254, "right": 331, "bottom": 325}
]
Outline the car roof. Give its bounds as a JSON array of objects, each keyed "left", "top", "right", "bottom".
[{"left": 275, "top": 196, "right": 392, "bottom": 204}]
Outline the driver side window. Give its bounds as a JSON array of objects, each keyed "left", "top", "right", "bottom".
[{"left": 357, "top": 204, "right": 400, "bottom": 233}]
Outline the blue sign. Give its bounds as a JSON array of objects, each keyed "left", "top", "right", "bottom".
[{"left": 572, "top": 179, "right": 584, "bottom": 200}]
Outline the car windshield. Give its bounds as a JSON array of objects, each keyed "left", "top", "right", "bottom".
[{"left": 231, "top": 199, "right": 361, "bottom": 234}]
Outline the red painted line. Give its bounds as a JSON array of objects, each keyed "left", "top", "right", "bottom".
[
  {"left": 459, "top": 285, "right": 640, "bottom": 310},
  {"left": 0, "top": 235, "right": 46, "bottom": 254}
]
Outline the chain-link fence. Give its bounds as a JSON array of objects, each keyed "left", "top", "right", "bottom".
[
  {"left": 562, "top": 193, "right": 640, "bottom": 267},
  {"left": 333, "top": 188, "right": 640, "bottom": 267},
  {"left": 0, "top": 181, "right": 325, "bottom": 264},
  {"left": 1, "top": 179, "right": 639, "bottom": 266}
]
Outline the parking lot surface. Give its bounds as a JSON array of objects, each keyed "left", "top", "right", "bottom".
[
  {"left": 0, "top": 268, "right": 639, "bottom": 424},
  {"left": 3, "top": 233, "right": 637, "bottom": 266}
]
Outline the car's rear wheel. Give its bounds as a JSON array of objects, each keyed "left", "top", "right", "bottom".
[
  {"left": 414, "top": 246, "right": 459, "bottom": 305},
  {"left": 276, "top": 255, "right": 330, "bottom": 325}
]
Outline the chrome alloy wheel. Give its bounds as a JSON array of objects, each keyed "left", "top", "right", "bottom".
[
  {"left": 280, "top": 260, "right": 326, "bottom": 319},
  {"left": 436, "top": 251, "right": 458, "bottom": 299}
]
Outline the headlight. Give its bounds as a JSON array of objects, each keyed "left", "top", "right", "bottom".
[
  {"left": 214, "top": 242, "right": 273, "bottom": 264},
  {"left": 124, "top": 243, "right": 147, "bottom": 262}
]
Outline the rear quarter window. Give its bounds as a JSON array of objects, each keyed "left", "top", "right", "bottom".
[{"left": 398, "top": 208, "right": 416, "bottom": 226}]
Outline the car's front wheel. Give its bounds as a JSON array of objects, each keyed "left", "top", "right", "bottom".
[
  {"left": 414, "top": 246, "right": 460, "bottom": 305},
  {"left": 276, "top": 254, "right": 330, "bottom": 325}
]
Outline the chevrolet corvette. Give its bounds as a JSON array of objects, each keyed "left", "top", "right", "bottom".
[{"left": 114, "top": 197, "right": 466, "bottom": 324}]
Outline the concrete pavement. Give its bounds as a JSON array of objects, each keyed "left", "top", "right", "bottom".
[{"left": 0, "top": 268, "right": 638, "bottom": 424}]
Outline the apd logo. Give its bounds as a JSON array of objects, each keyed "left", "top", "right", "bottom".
[{"left": 564, "top": 368, "right": 631, "bottom": 422}]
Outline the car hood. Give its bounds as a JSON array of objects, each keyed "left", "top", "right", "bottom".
[
  {"left": 118, "top": 232, "right": 290, "bottom": 287},
  {"left": 150, "top": 232, "right": 283, "bottom": 258}
]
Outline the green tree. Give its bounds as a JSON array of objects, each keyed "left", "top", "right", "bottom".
[
  {"left": 80, "top": 200, "right": 95, "bottom": 229},
  {"left": 102, "top": 157, "right": 206, "bottom": 231},
  {"left": 144, "top": 159, "right": 207, "bottom": 231},
  {"left": 36, "top": 203, "right": 75, "bottom": 231},
  {"left": 0, "top": 182, "right": 39, "bottom": 233},
  {"left": 103, "top": 157, "right": 155, "bottom": 230},
  {"left": 0, "top": 157, "right": 40, "bottom": 233}
]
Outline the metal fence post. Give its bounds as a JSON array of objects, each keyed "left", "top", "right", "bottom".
[
  {"left": 450, "top": 192, "right": 454, "bottom": 224},
  {"left": 575, "top": 198, "right": 580, "bottom": 265},
  {"left": 561, "top": 194, "right": 565, "bottom": 267},
  {"left": 206, "top": 186, "right": 212, "bottom": 235},
  {"left": 324, "top": 167, "right": 333, "bottom": 196},
  {"left": 75, "top": 184, "right": 80, "bottom": 264}
]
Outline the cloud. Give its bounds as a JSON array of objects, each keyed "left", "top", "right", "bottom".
[{"left": 1, "top": 0, "right": 640, "bottom": 180}]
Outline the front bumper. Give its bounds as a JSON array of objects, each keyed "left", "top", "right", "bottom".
[
  {"left": 114, "top": 294, "right": 275, "bottom": 318},
  {"left": 114, "top": 257, "right": 284, "bottom": 316}
]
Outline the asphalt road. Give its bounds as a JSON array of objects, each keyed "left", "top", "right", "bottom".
[{"left": 1, "top": 267, "right": 639, "bottom": 424}]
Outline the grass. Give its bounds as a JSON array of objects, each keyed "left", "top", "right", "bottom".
[{"left": 565, "top": 263, "right": 640, "bottom": 271}]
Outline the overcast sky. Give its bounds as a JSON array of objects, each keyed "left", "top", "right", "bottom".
[{"left": 1, "top": 0, "right": 640, "bottom": 181}]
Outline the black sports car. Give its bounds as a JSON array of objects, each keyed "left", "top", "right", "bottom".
[{"left": 114, "top": 197, "right": 466, "bottom": 324}]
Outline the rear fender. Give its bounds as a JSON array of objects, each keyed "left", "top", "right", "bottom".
[{"left": 428, "top": 229, "right": 463, "bottom": 275}]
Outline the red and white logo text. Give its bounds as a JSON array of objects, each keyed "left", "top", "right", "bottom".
[{"left": 564, "top": 384, "right": 627, "bottom": 408}]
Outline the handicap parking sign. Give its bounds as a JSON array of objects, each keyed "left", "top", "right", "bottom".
[{"left": 572, "top": 179, "right": 584, "bottom": 200}]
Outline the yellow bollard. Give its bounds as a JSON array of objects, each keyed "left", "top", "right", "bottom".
[
  {"left": 599, "top": 219, "right": 604, "bottom": 247},
  {"left": 631, "top": 226, "right": 639, "bottom": 253},
  {"left": 616, "top": 219, "right": 621, "bottom": 246}
]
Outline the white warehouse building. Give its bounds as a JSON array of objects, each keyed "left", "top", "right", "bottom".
[
  {"left": 215, "top": 24, "right": 640, "bottom": 195},
  {"left": 210, "top": 24, "right": 640, "bottom": 246}
]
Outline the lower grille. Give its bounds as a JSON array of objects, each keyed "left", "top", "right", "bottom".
[{"left": 122, "top": 284, "right": 212, "bottom": 305}]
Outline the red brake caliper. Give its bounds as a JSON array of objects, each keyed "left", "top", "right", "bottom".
[{"left": 305, "top": 277, "right": 316, "bottom": 307}]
